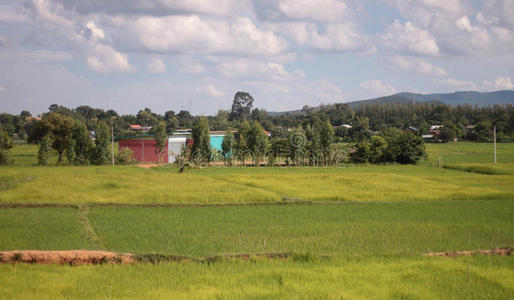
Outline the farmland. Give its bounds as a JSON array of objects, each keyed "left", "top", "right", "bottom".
[{"left": 1, "top": 142, "right": 514, "bottom": 298}]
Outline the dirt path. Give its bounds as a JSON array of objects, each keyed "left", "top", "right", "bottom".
[
  {"left": 77, "top": 204, "right": 105, "bottom": 250},
  {"left": 425, "top": 248, "right": 511, "bottom": 257},
  {"left": 0, "top": 250, "right": 133, "bottom": 265}
]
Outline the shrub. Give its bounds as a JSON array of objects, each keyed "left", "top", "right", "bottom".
[{"left": 116, "top": 147, "right": 136, "bottom": 165}]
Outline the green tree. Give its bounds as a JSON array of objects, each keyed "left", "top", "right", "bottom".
[
  {"left": 305, "top": 124, "right": 321, "bottom": 165},
  {"left": 370, "top": 135, "right": 388, "bottom": 164},
  {"left": 91, "top": 121, "right": 110, "bottom": 165},
  {"left": 351, "top": 141, "right": 371, "bottom": 164},
  {"left": 440, "top": 127, "right": 457, "bottom": 143},
  {"left": 38, "top": 133, "right": 52, "bottom": 166},
  {"left": 72, "top": 121, "right": 92, "bottom": 165},
  {"left": 191, "top": 117, "right": 211, "bottom": 163},
  {"left": 230, "top": 92, "right": 254, "bottom": 121},
  {"left": 319, "top": 120, "right": 334, "bottom": 163},
  {"left": 289, "top": 127, "right": 306, "bottom": 165},
  {"left": 0, "top": 125, "right": 14, "bottom": 164},
  {"left": 32, "top": 113, "right": 75, "bottom": 164},
  {"left": 248, "top": 121, "right": 269, "bottom": 166},
  {"left": 236, "top": 120, "right": 251, "bottom": 164},
  {"left": 221, "top": 131, "right": 234, "bottom": 161},
  {"left": 396, "top": 131, "right": 426, "bottom": 164},
  {"left": 153, "top": 121, "right": 168, "bottom": 164}
]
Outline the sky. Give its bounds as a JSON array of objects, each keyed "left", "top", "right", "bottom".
[{"left": 0, "top": 0, "right": 513, "bottom": 116}]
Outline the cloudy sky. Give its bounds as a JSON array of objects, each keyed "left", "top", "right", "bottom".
[{"left": 0, "top": 0, "right": 513, "bottom": 115}]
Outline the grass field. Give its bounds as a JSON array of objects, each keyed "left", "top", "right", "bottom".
[
  {"left": 1, "top": 257, "right": 513, "bottom": 299},
  {"left": 1, "top": 200, "right": 510, "bottom": 258},
  {"left": 1, "top": 142, "right": 513, "bottom": 299}
]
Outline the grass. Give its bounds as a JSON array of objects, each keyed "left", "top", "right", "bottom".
[
  {"left": 0, "top": 208, "right": 93, "bottom": 250},
  {"left": 1, "top": 142, "right": 514, "bottom": 299},
  {"left": 424, "top": 142, "right": 514, "bottom": 165},
  {"left": 87, "top": 200, "right": 514, "bottom": 258},
  {"left": 0, "top": 256, "right": 513, "bottom": 299},
  {"left": 0, "top": 166, "right": 281, "bottom": 204},
  {"left": 1, "top": 164, "right": 513, "bottom": 204},
  {"left": 2, "top": 141, "right": 514, "bottom": 205},
  {"left": 1, "top": 201, "right": 511, "bottom": 258}
]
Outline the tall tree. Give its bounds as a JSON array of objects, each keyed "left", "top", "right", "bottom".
[
  {"left": 235, "top": 120, "right": 251, "bottom": 164},
  {"left": 69, "top": 121, "right": 92, "bottom": 165},
  {"left": 248, "top": 121, "right": 269, "bottom": 166},
  {"left": 221, "top": 131, "right": 234, "bottom": 161},
  {"left": 38, "top": 133, "right": 52, "bottom": 166},
  {"left": 191, "top": 117, "right": 210, "bottom": 163},
  {"left": 33, "top": 113, "right": 75, "bottom": 164},
  {"left": 305, "top": 124, "right": 321, "bottom": 165},
  {"left": 319, "top": 120, "right": 334, "bottom": 160},
  {"left": 289, "top": 127, "right": 306, "bottom": 165},
  {"left": 230, "top": 91, "right": 254, "bottom": 121},
  {"left": 153, "top": 121, "right": 168, "bottom": 164},
  {"left": 0, "top": 125, "right": 13, "bottom": 165},
  {"left": 91, "top": 121, "right": 110, "bottom": 165}
]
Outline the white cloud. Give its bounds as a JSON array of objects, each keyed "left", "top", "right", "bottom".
[
  {"left": 383, "top": 0, "right": 469, "bottom": 27},
  {"left": 0, "top": 4, "right": 28, "bottom": 23},
  {"left": 279, "top": 22, "right": 373, "bottom": 52},
  {"left": 360, "top": 80, "right": 396, "bottom": 95},
  {"left": 278, "top": 0, "right": 347, "bottom": 22},
  {"left": 126, "top": 16, "right": 288, "bottom": 56},
  {"left": 23, "top": 50, "right": 71, "bottom": 63},
  {"left": 212, "top": 57, "right": 304, "bottom": 81},
  {"left": 54, "top": 0, "right": 249, "bottom": 17},
  {"left": 146, "top": 57, "right": 166, "bottom": 73},
  {"left": 482, "top": 76, "right": 514, "bottom": 91},
  {"left": 196, "top": 84, "right": 223, "bottom": 98},
  {"left": 382, "top": 20, "right": 440, "bottom": 56},
  {"left": 27, "top": 0, "right": 135, "bottom": 73},
  {"left": 389, "top": 56, "right": 447, "bottom": 77},
  {"left": 433, "top": 78, "right": 478, "bottom": 90},
  {"left": 0, "top": 86, "right": 6, "bottom": 93},
  {"left": 85, "top": 21, "right": 105, "bottom": 41}
]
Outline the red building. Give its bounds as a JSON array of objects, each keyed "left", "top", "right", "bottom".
[{"left": 118, "top": 135, "right": 168, "bottom": 163}]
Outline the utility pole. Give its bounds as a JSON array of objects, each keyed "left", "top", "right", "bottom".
[
  {"left": 111, "top": 118, "right": 115, "bottom": 166},
  {"left": 493, "top": 126, "right": 496, "bottom": 164}
]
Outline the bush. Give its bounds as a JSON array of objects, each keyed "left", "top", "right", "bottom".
[
  {"left": 116, "top": 147, "right": 136, "bottom": 164},
  {"left": 0, "top": 125, "right": 13, "bottom": 165}
]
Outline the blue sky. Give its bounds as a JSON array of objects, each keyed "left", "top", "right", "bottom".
[{"left": 0, "top": 0, "right": 513, "bottom": 115}]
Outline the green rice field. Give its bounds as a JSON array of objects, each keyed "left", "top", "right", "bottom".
[{"left": 1, "top": 142, "right": 513, "bottom": 299}]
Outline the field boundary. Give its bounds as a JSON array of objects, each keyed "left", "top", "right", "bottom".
[
  {"left": 0, "top": 250, "right": 325, "bottom": 265},
  {"left": 77, "top": 204, "right": 105, "bottom": 250},
  {"left": 2, "top": 198, "right": 509, "bottom": 209}
]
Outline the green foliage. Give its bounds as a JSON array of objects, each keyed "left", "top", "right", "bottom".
[
  {"left": 288, "top": 127, "right": 306, "bottom": 165},
  {"left": 91, "top": 121, "right": 111, "bottom": 165},
  {"left": 319, "top": 120, "right": 334, "bottom": 159},
  {"left": 33, "top": 113, "right": 76, "bottom": 164},
  {"left": 221, "top": 131, "right": 234, "bottom": 160},
  {"left": 116, "top": 147, "right": 136, "bottom": 165},
  {"left": 351, "top": 141, "right": 371, "bottom": 164},
  {"left": 305, "top": 124, "right": 321, "bottom": 165},
  {"left": 71, "top": 121, "right": 92, "bottom": 165},
  {"left": 152, "top": 121, "right": 168, "bottom": 164},
  {"left": 235, "top": 120, "right": 251, "bottom": 163},
  {"left": 230, "top": 91, "right": 254, "bottom": 121},
  {"left": 191, "top": 117, "right": 210, "bottom": 163},
  {"left": 248, "top": 121, "right": 268, "bottom": 165},
  {"left": 0, "top": 125, "right": 14, "bottom": 165},
  {"left": 440, "top": 126, "right": 457, "bottom": 142},
  {"left": 37, "top": 135, "right": 51, "bottom": 166}
]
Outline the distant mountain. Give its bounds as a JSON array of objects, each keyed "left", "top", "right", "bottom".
[
  {"left": 268, "top": 90, "right": 514, "bottom": 116},
  {"left": 393, "top": 90, "right": 514, "bottom": 106}
]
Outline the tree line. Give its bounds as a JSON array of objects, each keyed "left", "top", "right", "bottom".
[{"left": 3, "top": 90, "right": 511, "bottom": 165}]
